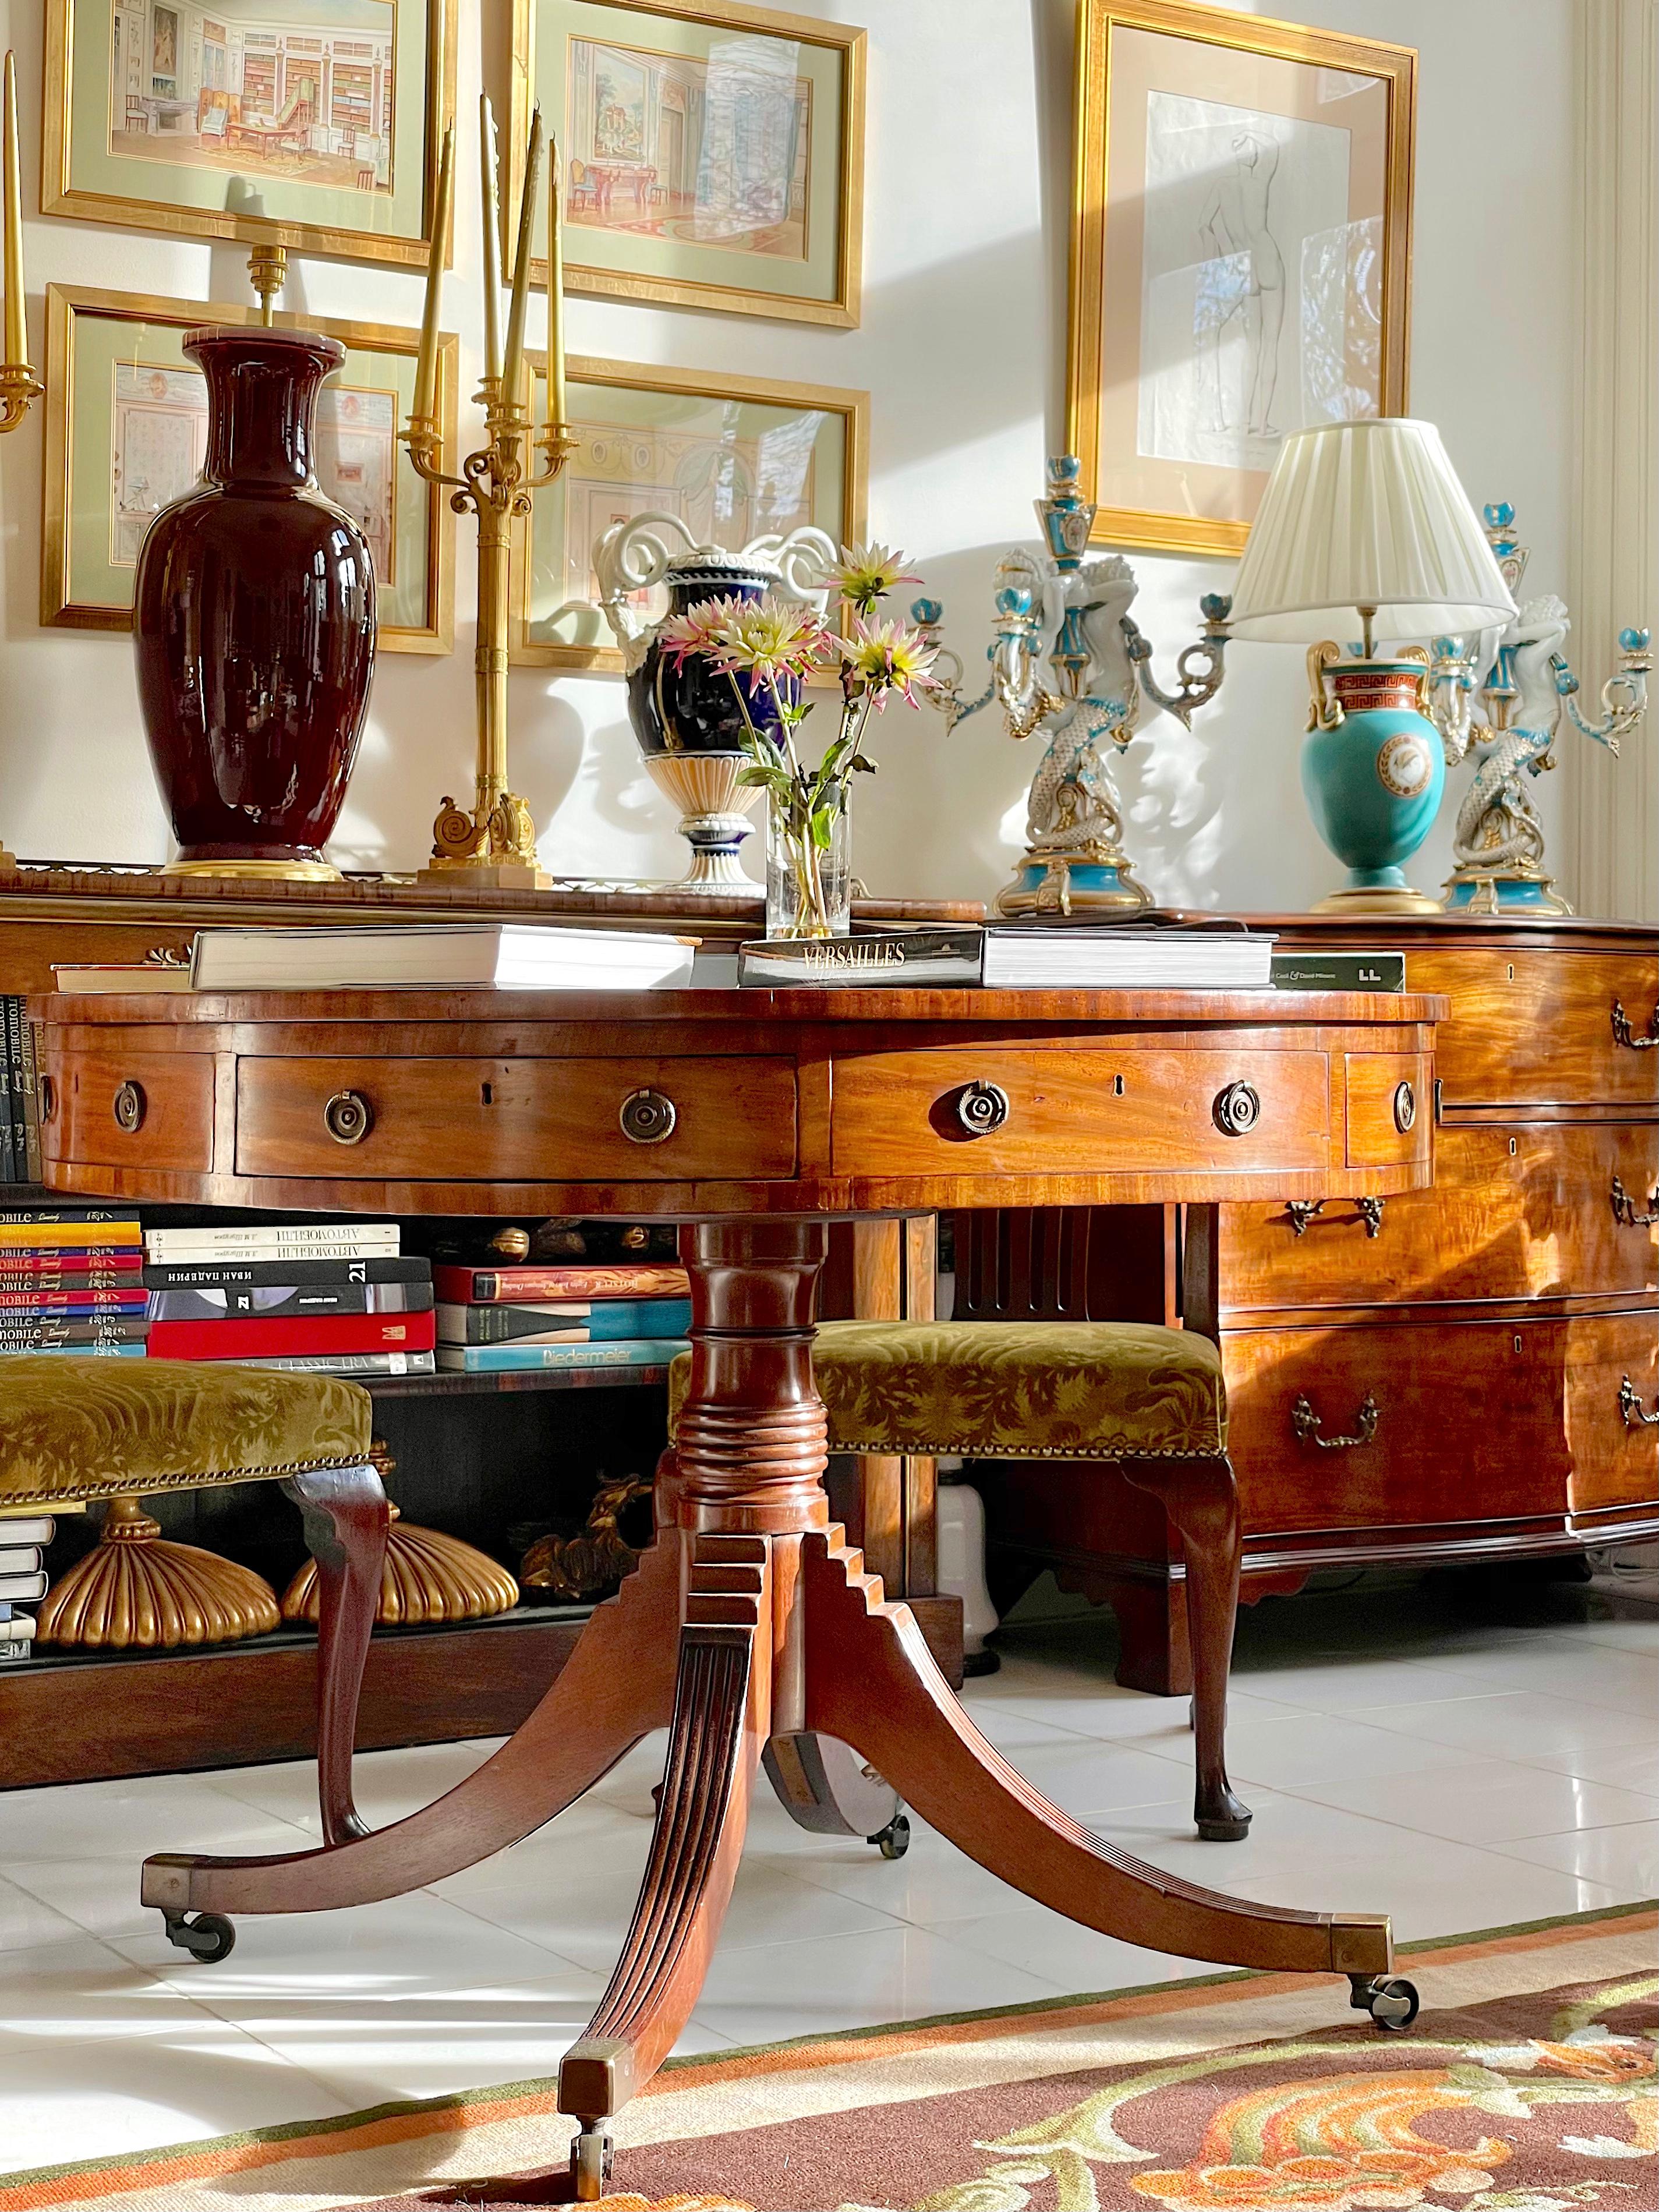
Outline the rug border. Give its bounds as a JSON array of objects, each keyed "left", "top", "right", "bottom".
[{"left": 3, "top": 1898, "right": 1653, "bottom": 2210}]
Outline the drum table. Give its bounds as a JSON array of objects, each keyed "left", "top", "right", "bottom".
[{"left": 36, "top": 985, "right": 1442, "bottom": 2196}]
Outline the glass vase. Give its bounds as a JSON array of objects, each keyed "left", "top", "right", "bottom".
[{"left": 765, "top": 793, "right": 851, "bottom": 940}]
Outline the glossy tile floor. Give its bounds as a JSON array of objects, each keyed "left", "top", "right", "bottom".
[{"left": 1, "top": 1568, "right": 1656, "bottom": 2173}]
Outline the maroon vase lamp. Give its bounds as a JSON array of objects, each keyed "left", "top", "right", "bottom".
[{"left": 133, "top": 325, "right": 377, "bottom": 880}]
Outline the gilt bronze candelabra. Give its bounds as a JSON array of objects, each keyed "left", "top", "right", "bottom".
[{"left": 0, "top": 49, "right": 45, "bottom": 872}]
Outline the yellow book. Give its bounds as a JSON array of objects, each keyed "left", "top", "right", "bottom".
[{"left": 0, "top": 1219, "right": 143, "bottom": 1248}]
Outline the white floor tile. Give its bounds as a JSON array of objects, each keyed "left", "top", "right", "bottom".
[
  {"left": 1348, "top": 1689, "right": 1655, "bottom": 1762},
  {"left": 1395, "top": 1642, "right": 1659, "bottom": 1716},
  {"left": 5, "top": 1855, "right": 176, "bottom": 1944},
  {"left": 1493, "top": 1819, "right": 1659, "bottom": 1894},
  {"left": 0, "top": 1872, "right": 90, "bottom": 1954},
  {"left": 936, "top": 1905, "right": 1232, "bottom": 1995},
  {"left": 0, "top": 1772, "right": 313, "bottom": 1862},
  {"left": 1226, "top": 1847, "right": 1625, "bottom": 1943},
  {"left": 206, "top": 1739, "right": 495, "bottom": 1838},
  {"left": 1198, "top": 1710, "right": 1476, "bottom": 1790},
  {"left": 0, "top": 1933, "right": 232, "bottom": 2048},
  {"left": 1516, "top": 1739, "right": 1659, "bottom": 1794},
  {"left": 1283, "top": 1759, "right": 1659, "bottom": 1846}
]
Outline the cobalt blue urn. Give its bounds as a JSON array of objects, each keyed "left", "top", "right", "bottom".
[
  {"left": 627, "top": 557, "right": 793, "bottom": 758},
  {"left": 1302, "top": 659, "right": 1445, "bottom": 914}
]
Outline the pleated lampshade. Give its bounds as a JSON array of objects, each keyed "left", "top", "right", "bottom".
[{"left": 1228, "top": 418, "right": 1516, "bottom": 643}]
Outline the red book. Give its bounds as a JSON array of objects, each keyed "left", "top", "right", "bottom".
[
  {"left": 0, "top": 1250, "right": 145, "bottom": 1279},
  {"left": 0, "top": 1287, "right": 148, "bottom": 1312},
  {"left": 146, "top": 1311, "right": 438, "bottom": 1360},
  {"left": 434, "top": 1263, "right": 690, "bottom": 1305}
]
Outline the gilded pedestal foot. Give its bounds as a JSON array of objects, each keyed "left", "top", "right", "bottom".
[
  {"left": 281, "top": 1503, "right": 518, "bottom": 1627},
  {"left": 34, "top": 1497, "right": 280, "bottom": 1648}
]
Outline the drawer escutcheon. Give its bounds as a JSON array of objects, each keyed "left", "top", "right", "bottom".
[
  {"left": 112, "top": 1080, "right": 146, "bottom": 1134},
  {"left": 619, "top": 1088, "right": 677, "bottom": 1145},
  {"left": 323, "top": 1090, "right": 374, "bottom": 1146}
]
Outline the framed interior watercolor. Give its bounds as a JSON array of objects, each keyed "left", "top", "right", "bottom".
[
  {"left": 512, "top": 353, "right": 866, "bottom": 671},
  {"left": 43, "top": 0, "right": 456, "bottom": 269},
  {"left": 42, "top": 283, "right": 457, "bottom": 653},
  {"left": 515, "top": 0, "right": 864, "bottom": 325},
  {"left": 1069, "top": 0, "right": 1416, "bottom": 558}
]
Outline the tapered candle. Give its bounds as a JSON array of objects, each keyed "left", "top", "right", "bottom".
[
  {"left": 412, "top": 122, "right": 454, "bottom": 426},
  {"left": 3, "top": 52, "right": 27, "bottom": 369},
  {"left": 547, "top": 134, "right": 567, "bottom": 431},
  {"left": 501, "top": 105, "right": 543, "bottom": 408},
  {"left": 479, "top": 93, "right": 503, "bottom": 383}
]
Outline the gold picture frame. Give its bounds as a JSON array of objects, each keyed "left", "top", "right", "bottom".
[
  {"left": 42, "top": 282, "right": 457, "bottom": 654},
  {"left": 511, "top": 352, "right": 868, "bottom": 675},
  {"left": 43, "top": 0, "right": 457, "bottom": 271},
  {"left": 512, "top": 0, "right": 865, "bottom": 326},
  {"left": 1069, "top": 0, "right": 1416, "bottom": 557}
]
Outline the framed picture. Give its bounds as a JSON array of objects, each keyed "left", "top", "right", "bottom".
[
  {"left": 514, "top": 0, "right": 865, "bottom": 326},
  {"left": 512, "top": 353, "right": 866, "bottom": 672},
  {"left": 1069, "top": 0, "right": 1416, "bottom": 557},
  {"left": 43, "top": 0, "right": 457, "bottom": 270},
  {"left": 42, "top": 283, "right": 457, "bottom": 654}
]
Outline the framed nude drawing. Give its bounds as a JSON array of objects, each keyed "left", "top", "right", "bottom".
[
  {"left": 43, "top": 284, "right": 457, "bottom": 653},
  {"left": 515, "top": 0, "right": 864, "bottom": 325},
  {"left": 1069, "top": 0, "right": 1416, "bottom": 557},
  {"left": 512, "top": 354, "right": 866, "bottom": 672},
  {"left": 43, "top": 0, "right": 457, "bottom": 270}
]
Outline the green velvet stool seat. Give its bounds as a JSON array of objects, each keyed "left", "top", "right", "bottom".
[
  {"left": 1, "top": 1355, "right": 389, "bottom": 1940},
  {"left": 668, "top": 1318, "right": 1247, "bottom": 1839}
]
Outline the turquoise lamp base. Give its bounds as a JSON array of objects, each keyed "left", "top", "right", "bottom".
[
  {"left": 1441, "top": 870, "right": 1573, "bottom": 918},
  {"left": 1301, "top": 657, "right": 1446, "bottom": 917}
]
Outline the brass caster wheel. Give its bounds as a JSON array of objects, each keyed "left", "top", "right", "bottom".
[
  {"left": 1349, "top": 1973, "right": 1419, "bottom": 2032},
  {"left": 570, "top": 2123, "right": 614, "bottom": 2201},
  {"left": 869, "top": 1813, "right": 910, "bottom": 1860},
  {"left": 162, "top": 1909, "right": 236, "bottom": 1963}
]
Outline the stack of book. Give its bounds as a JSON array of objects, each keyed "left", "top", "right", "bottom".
[
  {"left": 0, "top": 1205, "right": 149, "bottom": 1358},
  {"left": 0, "top": 1508, "right": 56, "bottom": 1664},
  {"left": 433, "top": 1256, "right": 691, "bottom": 1375},
  {"left": 145, "top": 1220, "right": 436, "bottom": 1377},
  {"left": 0, "top": 996, "right": 43, "bottom": 1184}
]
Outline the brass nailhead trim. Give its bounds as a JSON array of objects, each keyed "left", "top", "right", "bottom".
[{"left": 0, "top": 1453, "right": 369, "bottom": 1513}]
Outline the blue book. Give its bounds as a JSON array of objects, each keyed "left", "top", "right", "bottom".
[
  {"left": 434, "top": 1337, "right": 688, "bottom": 1374},
  {"left": 438, "top": 1297, "right": 691, "bottom": 1346},
  {"left": 0, "top": 1342, "right": 147, "bottom": 1357}
]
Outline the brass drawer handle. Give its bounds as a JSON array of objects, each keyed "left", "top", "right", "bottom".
[
  {"left": 620, "top": 1088, "right": 677, "bottom": 1144},
  {"left": 1285, "top": 1198, "right": 1385, "bottom": 1238},
  {"left": 1611, "top": 1175, "right": 1659, "bottom": 1228},
  {"left": 1611, "top": 1000, "right": 1659, "bottom": 1050},
  {"left": 1212, "top": 1081, "right": 1261, "bottom": 1137},
  {"left": 1618, "top": 1377, "right": 1659, "bottom": 1428},
  {"left": 112, "top": 1080, "right": 146, "bottom": 1134},
  {"left": 323, "top": 1089, "right": 373, "bottom": 1146},
  {"left": 956, "top": 1081, "right": 1010, "bottom": 1137},
  {"left": 1393, "top": 1081, "right": 1416, "bottom": 1133},
  {"left": 1292, "top": 1393, "right": 1379, "bottom": 1449}
]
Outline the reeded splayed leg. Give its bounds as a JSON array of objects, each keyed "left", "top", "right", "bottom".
[
  {"left": 282, "top": 1461, "right": 390, "bottom": 1845},
  {"left": 1119, "top": 1453, "right": 1251, "bottom": 1841}
]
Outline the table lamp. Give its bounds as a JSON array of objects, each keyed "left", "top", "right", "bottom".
[{"left": 1228, "top": 418, "right": 1516, "bottom": 914}]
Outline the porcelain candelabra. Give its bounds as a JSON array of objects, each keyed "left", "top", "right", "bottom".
[
  {"left": 916, "top": 456, "right": 1230, "bottom": 916},
  {"left": 1429, "top": 502, "right": 1651, "bottom": 915},
  {"left": 592, "top": 514, "right": 836, "bottom": 893}
]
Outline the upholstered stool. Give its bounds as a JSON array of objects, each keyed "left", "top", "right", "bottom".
[
  {"left": 668, "top": 1319, "right": 1248, "bottom": 1839},
  {"left": 1, "top": 1355, "right": 390, "bottom": 1934}
]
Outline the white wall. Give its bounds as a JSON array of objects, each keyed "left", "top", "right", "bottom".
[{"left": 0, "top": 0, "right": 1580, "bottom": 914}]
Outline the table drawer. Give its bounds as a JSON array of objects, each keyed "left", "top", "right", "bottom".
[
  {"left": 1405, "top": 947, "right": 1659, "bottom": 1105},
  {"left": 41, "top": 1048, "right": 214, "bottom": 1173},
  {"left": 1223, "top": 1309, "right": 1659, "bottom": 1535},
  {"left": 1220, "top": 1122, "right": 1659, "bottom": 1311},
  {"left": 234, "top": 1056, "right": 798, "bottom": 1181},
  {"left": 830, "top": 1049, "right": 1331, "bottom": 1180}
]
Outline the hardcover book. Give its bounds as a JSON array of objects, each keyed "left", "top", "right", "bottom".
[
  {"left": 437, "top": 1298, "right": 692, "bottom": 1345},
  {"left": 736, "top": 923, "right": 1275, "bottom": 991},
  {"left": 433, "top": 1263, "right": 691, "bottom": 1305},
  {"left": 144, "top": 1224, "right": 399, "bottom": 1261},
  {"left": 435, "top": 1337, "right": 688, "bottom": 1373},
  {"left": 145, "top": 1312, "right": 437, "bottom": 1361},
  {"left": 0, "top": 1288, "right": 149, "bottom": 1313},
  {"left": 143, "top": 1256, "right": 430, "bottom": 1290},
  {"left": 147, "top": 1283, "right": 434, "bottom": 1320}
]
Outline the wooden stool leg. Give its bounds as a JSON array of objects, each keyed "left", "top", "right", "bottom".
[
  {"left": 801, "top": 1527, "right": 1391, "bottom": 1981},
  {"left": 282, "top": 1461, "right": 390, "bottom": 1846},
  {"left": 1118, "top": 1453, "right": 1251, "bottom": 1842}
]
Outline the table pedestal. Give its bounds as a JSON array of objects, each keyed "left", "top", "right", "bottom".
[{"left": 142, "top": 1219, "right": 1417, "bottom": 2200}]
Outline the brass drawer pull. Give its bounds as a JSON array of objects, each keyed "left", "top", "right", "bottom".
[
  {"left": 1611, "top": 1000, "right": 1659, "bottom": 1050},
  {"left": 1611, "top": 1175, "right": 1659, "bottom": 1228},
  {"left": 1393, "top": 1081, "right": 1416, "bottom": 1133},
  {"left": 956, "top": 1081, "right": 1010, "bottom": 1137},
  {"left": 1618, "top": 1376, "right": 1659, "bottom": 1428},
  {"left": 38, "top": 1074, "right": 55, "bottom": 1124},
  {"left": 323, "top": 1090, "right": 373, "bottom": 1146},
  {"left": 112, "top": 1080, "right": 146, "bottom": 1133},
  {"left": 1212, "top": 1081, "right": 1261, "bottom": 1137},
  {"left": 620, "top": 1088, "right": 677, "bottom": 1145},
  {"left": 1292, "top": 1393, "right": 1379, "bottom": 1449},
  {"left": 1285, "top": 1197, "right": 1385, "bottom": 1238}
]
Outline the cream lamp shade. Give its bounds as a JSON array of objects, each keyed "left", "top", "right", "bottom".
[{"left": 1227, "top": 418, "right": 1516, "bottom": 644}]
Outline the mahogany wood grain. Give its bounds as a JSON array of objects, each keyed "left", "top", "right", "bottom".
[
  {"left": 799, "top": 1529, "right": 1389, "bottom": 1977},
  {"left": 1219, "top": 1122, "right": 1659, "bottom": 1313},
  {"left": 43, "top": 1046, "right": 215, "bottom": 1172},
  {"left": 281, "top": 1462, "right": 390, "bottom": 1847},
  {"left": 1402, "top": 947, "right": 1659, "bottom": 1106},
  {"left": 1341, "top": 1053, "right": 1432, "bottom": 1172}
]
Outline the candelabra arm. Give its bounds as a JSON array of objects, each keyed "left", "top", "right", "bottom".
[
  {"left": 908, "top": 598, "right": 994, "bottom": 730},
  {"left": 1425, "top": 634, "right": 1483, "bottom": 763},
  {"left": 1119, "top": 592, "right": 1232, "bottom": 728},
  {"left": 1554, "top": 628, "right": 1651, "bottom": 753},
  {"left": 399, "top": 416, "right": 469, "bottom": 494}
]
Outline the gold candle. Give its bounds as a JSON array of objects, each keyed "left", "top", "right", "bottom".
[
  {"left": 547, "top": 133, "right": 567, "bottom": 430},
  {"left": 3, "top": 52, "right": 26, "bottom": 370},
  {"left": 411, "top": 122, "right": 454, "bottom": 426},
  {"left": 479, "top": 93, "right": 503, "bottom": 383},
  {"left": 500, "top": 105, "right": 543, "bottom": 406}
]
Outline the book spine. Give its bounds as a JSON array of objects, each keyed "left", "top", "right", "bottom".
[
  {"left": 0, "top": 1257, "right": 146, "bottom": 1284},
  {"left": 5, "top": 999, "right": 24, "bottom": 1185},
  {"left": 0, "top": 1208, "right": 138, "bottom": 1224},
  {"left": 148, "top": 1284, "right": 433, "bottom": 1319},
  {"left": 0, "top": 1574, "right": 49, "bottom": 1601},
  {"left": 0, "top": 999, "right": 15, "bottom": 1185},
  {"left": 0, "top": 1223, "right": 143, "bottom": 1248},
  {"left": 0, "top": 1289, "right": 149, "bottom": 1312},
  {"left": 143, "top": 1233, "right": 400, "bottom": 1261},
  {"left": 1268, "top": 952, "right": 1407, "bottom": 993},
  {"left": 7, "top": 1342, "right": 148, "bottom": 1356},
  {"left": 0, "top": 1319, "right": 149, "bottom": 1347},
  {"left": 146, "top": 1312, "right": 437, "bottom": 1360},
  {"left": 445, "top": 1297, "right": 693, "bottom": 1344},
  {"left": 142, "top": 1256, "right": 429, "bottom": 1289},
  {"left": 436, "top": 1337, "right": 688, "bottom": 1372},
  {"left": 225, "top": 1351, "right": 436, "bottom": 1375},
  {"left": 17, "top": 1015, "right": 41, "bottom": 1185},
  {"left": 434, "top": 1265, "right": 690, "bottom": 1303}
]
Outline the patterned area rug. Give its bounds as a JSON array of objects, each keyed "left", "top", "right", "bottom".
[{"left": 3, "top": 1907, "right": 1653, "bottom": 2212}]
